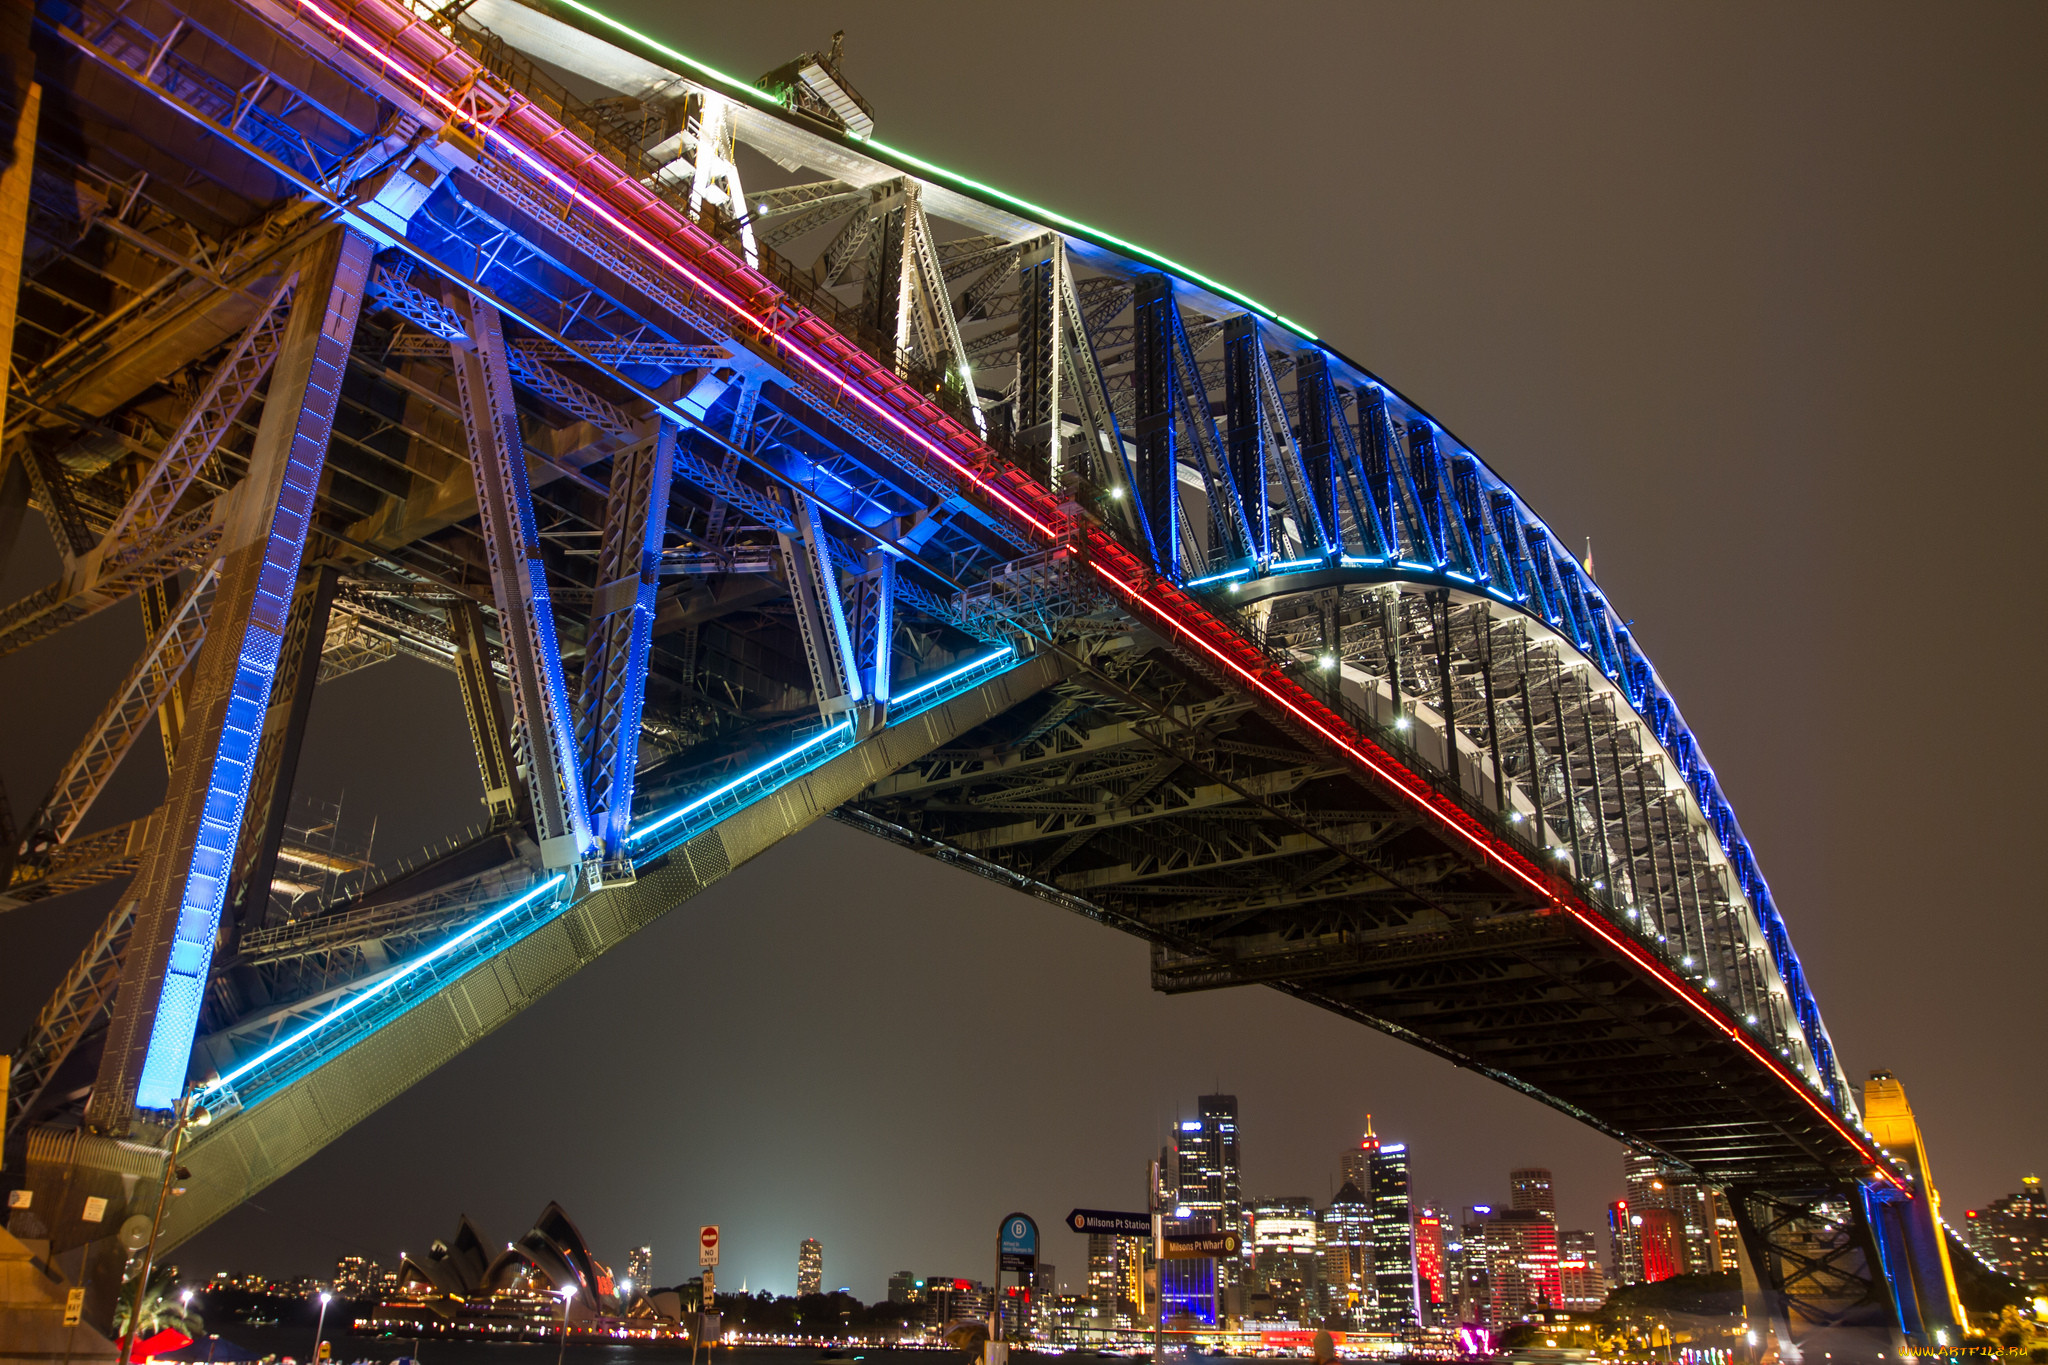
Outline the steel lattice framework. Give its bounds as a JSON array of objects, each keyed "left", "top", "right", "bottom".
[{"left": 0, "top": 0, "right": 1972, "bottom": 1352}]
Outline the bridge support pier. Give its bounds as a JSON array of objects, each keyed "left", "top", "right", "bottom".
[{"left": 1730, "top": 1184, "right": 1903, "bottom": 1363}]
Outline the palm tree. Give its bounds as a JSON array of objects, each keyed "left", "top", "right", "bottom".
[{"left": 113, "top": 1269, "right": 205, "bottom": 1344}]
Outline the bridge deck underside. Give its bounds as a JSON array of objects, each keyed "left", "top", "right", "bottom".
[{"left": 847, "top": 649, "right": 1862, "bottom": 1191}]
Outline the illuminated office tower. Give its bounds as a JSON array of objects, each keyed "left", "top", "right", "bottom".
[
  {"left": 1624, "top": 1149, "right": 1737, "bottom": 1276},
  {"left": 1414, "top": 1206, "right": 1447, "bottom": 1324},
  {"left": 1487, "top": 1209, "right": 1559, "bottom": 1322},
  {"left": 888, "top": 1271, "right": 918, "bottom": 1304},
  {"left": 1340, "top": 1117, "right": 1379, "bottom": 1195},
  {"left": 1251, "top": 1197, "right": 1321, "bottom": 1322},
  {"left": 1456, "top": 1208, "right": 1494, "bottom": 1327},
  {"left": 798, "top": 1239, "right": 822, "bottom": 1296},
  {"left": 625, "top": 1246, "right": 652, "bottom": 1292},
  {"left": 1509, "top": 1169, "right": 1556, "bottom": 1222},
  {"left": 1175, "top": 1095, "right": 1242, "bottom": 1286},
  {"left": 1606, "top": 1200, "right": 1643, "bottom": 1285},
  {"left": 1322, "top": 1183, "right": 1372, "bottom": 1322},
  {"left": 1369, "top": 1138, "right": 1415, "bottom": 1330}
]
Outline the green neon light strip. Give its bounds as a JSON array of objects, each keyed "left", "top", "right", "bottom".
[{"left": 541, "top": 0, "right": 1318, "bottom": 341}]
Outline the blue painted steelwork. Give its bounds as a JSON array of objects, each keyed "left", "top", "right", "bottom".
[
  {"left": 134, "top": 231, "right": 372, "bottom": 1112},
  {"left": 188, "top": 652, "right": 1031, "bottom": 1113}
]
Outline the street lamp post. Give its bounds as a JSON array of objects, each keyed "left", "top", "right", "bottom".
[
  {"left": 311, "top": 1290, "right": 332, "bottom": 1364},
  {"left": 115, "top": 1094, "right": 212, "bottom": 1365},
  {"left": 556, "top": 1286, "right": 576, "bottom": 1365}
]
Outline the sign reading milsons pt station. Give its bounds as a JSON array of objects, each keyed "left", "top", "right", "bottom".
[
  {"left": 1067, "top": 1208, "right": 1150, "bottom": 1236},
  {"left": 998, "top": 1213, "right": 1038, "bottom": 1273}
]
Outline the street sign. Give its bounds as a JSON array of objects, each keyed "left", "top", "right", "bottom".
[
  {"left": 997, "top": 1212, "right": 1038, "bottom": 1273},
  {"left": 317, "top": 1341, "right": 331, "bottom": 1361},
  {"left": 1160, "top": 1231, "right": 1241, "bottom": 1260},
  {"left": 63, "top": 1288, "right": 84, "bottom": 1326},
  {"left": 1065, "top": 1208, "right": 1150, "bottom": 1236},
  {"left": 699, "top": 1225, "right": 720, "bottom": 1268}
]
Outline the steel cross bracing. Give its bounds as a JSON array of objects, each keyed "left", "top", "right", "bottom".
[{"left": 0, "top": 0, "right": 1908, "bottom": 1326}]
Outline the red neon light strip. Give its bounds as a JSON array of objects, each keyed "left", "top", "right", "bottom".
[
  {"left": 290, "top": 0, "right": 1894, "bottom": 1188},
  {"left": 297, "top": 0, "right": 1059, "bottom": 539},
  {"left": 1084, "top": 554, "right": 1902, "bottom": 1190}
]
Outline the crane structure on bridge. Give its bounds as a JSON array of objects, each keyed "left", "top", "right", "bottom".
[{"left": 0, "top": 0, "right": 1991, "bottom": 1356}]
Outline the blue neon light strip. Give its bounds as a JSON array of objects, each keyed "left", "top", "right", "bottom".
[
  {"left": 887, "top": 646, "right": 1016, "bottom": 711},
  {"left": 631, "top": 719, "right": 854, "bottom": 846},
  {"left": 189, "top": 649, "right": 1035, "bottom": 1115},
  {"left": 196, "top": 874, "right": 568, "bottom": 1105},
  {"left": 1186, "top": 567, "right": 1252, "bottom": 588}
]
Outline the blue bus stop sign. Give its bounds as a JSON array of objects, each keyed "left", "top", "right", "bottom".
[{"left": 999, "top": 1212, "right": 1038, "bottom": 1272}]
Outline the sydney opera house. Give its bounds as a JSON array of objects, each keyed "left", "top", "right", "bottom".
[{"left": 365, "top": 1203, "right": 685, "bottom": 1340}]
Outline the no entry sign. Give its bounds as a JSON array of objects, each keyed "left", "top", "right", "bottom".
[{"left": 699, "top": 1225, "right": 720, "bottom": 1267}]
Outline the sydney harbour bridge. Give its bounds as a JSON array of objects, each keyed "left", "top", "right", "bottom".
[{"left": 0, "top": 0, "right": 1991, "bottom": 1357}]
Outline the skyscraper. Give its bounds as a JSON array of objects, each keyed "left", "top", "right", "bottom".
[
  {"left": 888, "top": 1271, "right": 918, "bottom": 1304},
  {"left": 1251, "top": 1197, "right": 1321, "bottom": 1322},
  {"left": 1176, "top": 1095, "right": 1243, "bottom": 1292},
  {"left": 798, "top": 1239, "right": 822, "bottom": 1296},
  {"left": 1340, "top": 1118, "right": 1379, "bottom": 1195},
  {"left": 1322, "top": 1183, "right": 1372, "bottom": 1322},
  {"left": 1508, "top": 1169, "right": 1556, "bottom": 1222},
  {"left": 1414, "top": 1207, "right": 1446, "bottom": 1323},
  {"left": 1487, "top": 1210, "right": 1559, "bottom": 1322},
  {"left": 625, "top": 1246, "right": 652, "bottom": 1292},
  {"left": 1369, "top": 1138, "right": 1415, "bottom": 1330},
  {"left": 1622, "top": 1149, "right": 1738, "bottom": 1279},
  {"left": 1606, "top": 1200, "right": 1643, "bottom": 1286},
  {"left": 1965, "top": 1177, "right": 2048, "bottom": 1288}
]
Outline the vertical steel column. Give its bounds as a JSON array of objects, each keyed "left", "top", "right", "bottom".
[
  {"left": 445, "top": 288, "right": 593, "bottom": 871},
  {"left": 1578, "top": 702, "right": 1615, "bottom": 895},
  {"left": 1223, "top": 316, "right": 1267, "bottom": 561},
  {"left": 1015, "top": 254, "right": 1056, "bottom": 457},
  {"left": 450, "top": 597, "right": 523, "bottom": 826},
  {"left": 0, "top": 0, "right": 37, "bottom": 445},
  {"left": 849, "top": 549, "right": 896, "bottom": 708},
  {"left": 577, "top": 419, "right": 676, "bottom": 872},
  {"left": 1550, "top": 677, "right": 1586, "bottom": 874},
  {"left": 227, "top": 563, "right": 339, "bottom": 939},
  {"left": 1517, "top": 668, "right": 1548, "bottom": 851},
  {"left": 1295, "top": 353, "right": 1339, "bottom": 552},
  {"left": 1479, "top": 610, "right": 1507, "bottom": 818},
  {"left": 1131, "top": 274, "right": 1177, "bottom": 574},
  {"left": 776, "top": 492, "right": 861, "bottom": 717},
  {"left": 137, "top": 576, "right": 193, "bottom": 773},
  {"left": 1431, "top": 592, "right": 1458, "bottom": 786},
  {"left": 91, "top": 228, "right": 370, "bottom": 1121}
]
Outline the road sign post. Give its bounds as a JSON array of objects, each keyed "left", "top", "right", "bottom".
[
  {"left": 992, "top": 1213, "right": 1037, "bottom": 1357},
  {"left": 693, "top": 1227, "right": 720, "bottom": 1365}
]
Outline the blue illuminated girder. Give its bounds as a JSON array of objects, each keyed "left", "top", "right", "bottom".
[
  {"left": 445, "top": 290, "right": 595, "bottom": 870},
  {"left": 193, "top": 647, "right": 1021, "bottom": 1112},
  {"left": 578, "top": 418, "right": 677, "bottom": 860},
  {"left": 126, "top": 230, "right": 373, "bottom": 1113}
]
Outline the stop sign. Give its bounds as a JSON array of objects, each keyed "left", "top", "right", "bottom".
[{"left": 699, "top": 1224, "right": 720, "bottom": 1267}]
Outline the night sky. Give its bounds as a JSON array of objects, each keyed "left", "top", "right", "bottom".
[{"left": 3, "top": 0, "right": 2044, "bottom": 1304}]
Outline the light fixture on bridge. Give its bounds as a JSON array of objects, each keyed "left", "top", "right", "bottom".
[
  {"left": 1317, "top": 654, "right": 1336, "bottom": 670},
  {"left": 1508, "top": 811, "right": 1524, "bottom": 823}
]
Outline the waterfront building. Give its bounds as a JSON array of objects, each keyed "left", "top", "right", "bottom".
[
  {"left": 1965, "top": 1177, "right": 2048, "bottom": 1289},
  {"left": 333, "top": 1255, "right": 381, "bottom": 1297},
  {"left": 1622, "top": 1150, "right": 1739, "bottom": 1278},
  {"left": 1487, "top": 1208, "right": 1559, "bottom": 1322},
  {"left": 1606, "top": 1200, "right": 1643, "bottom": 1285},
  {"left": 888, "top": 1270, "right": 918, "bottom": 1304},
  {"left": 798, "top": 1239, "right": 822, "bottom": 1296},
  {"left": 1455, "top": 1208, "right": 1494, "bottom": 1327},
  {"left": 1556, "top": 1255, "right": 1606, "bottom": 1312},
  {"left": 1368, "top": 1139, "right": 1415, "bottom": 1329}
]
